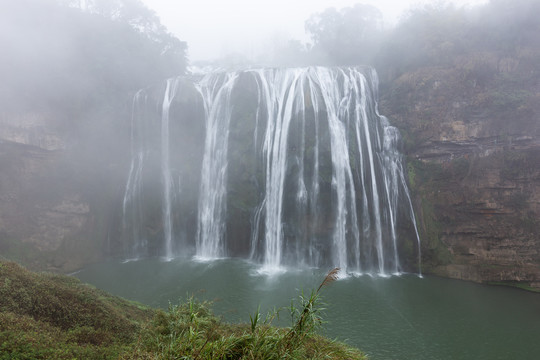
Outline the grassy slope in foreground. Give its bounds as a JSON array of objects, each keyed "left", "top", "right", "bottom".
[{"left": 0, "top": 260, "right": 366, "bottom": 359}]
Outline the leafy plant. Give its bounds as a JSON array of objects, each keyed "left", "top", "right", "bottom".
[
  {"left": 1, "top": 261, "right": 365, "bottom": 359},
  {"left": 123, "top": 267, "right": 364, "bottom": 360},
  {"left": 249, "top": 304, "right": 261, "bottom": 334},
  {"left": 280, "top": 268, "right": 340, "bottom": 353}
]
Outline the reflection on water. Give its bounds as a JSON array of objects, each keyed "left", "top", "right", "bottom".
[{"left": 75, "top": 258, "right": 540, "bottom": 360}]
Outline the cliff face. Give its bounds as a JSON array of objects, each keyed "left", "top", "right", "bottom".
[
  {"left": 1, "top": 54, "right": 538, "bottom": 288},
  {"left": 0, "top": 0, "right": 189, "bottom": 272},
  {"left": 0, "top": 112, "right": 124, "bottom": 272},
  {"left": 381, "top": 50, "right": 540, "bottom": 288}
]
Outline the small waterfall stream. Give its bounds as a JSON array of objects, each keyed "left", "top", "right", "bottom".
[
  {"left": 121, "top": 90, "right": 147, "bottom": 259},
  {"left": 195, "top": 73, "right": 238, "bottom": 259},
  {"left": 161, "top": 78, "right": 180, "bottom": 260},
  {"left": 121, "top": 66, "right": 421, "bottom": 275}
]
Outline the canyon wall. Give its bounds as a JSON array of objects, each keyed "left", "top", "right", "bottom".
[
  {"left": 0, "top": 112, "right": 126, "bottom": 272},
  {"left": 380, "top": 50, "right": 540, "bottom": 288},
  {"left": 1, "top": 57, "right": 538, "bottom": 288}
]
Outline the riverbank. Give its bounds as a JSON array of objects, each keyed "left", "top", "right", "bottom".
[{"left": 0, "top": 260, "right": 366, "bottom": 359}]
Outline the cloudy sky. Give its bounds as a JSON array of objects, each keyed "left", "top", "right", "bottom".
[{"left": 140, "top": 0, "right": 488, "bottom": 61}]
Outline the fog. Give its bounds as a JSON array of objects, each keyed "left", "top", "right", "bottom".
[
  {"left": 140, "top": 0, "right": 488, "bottom": 61},
  {"left": 1, "top": 0, "right": 537, "bottom": 264},
  {"left": 1, "top": 1, "right": 539, "bottom": 358}
]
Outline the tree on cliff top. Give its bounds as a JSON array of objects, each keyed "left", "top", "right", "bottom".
[
  {"left": 305, "top": 3, "right": 383, "bottom": 65},
  {"left": 58, "top": 0, "right": 186, "bottom": 62},
  {"left": 0, "top": 0, "right": 187, "bottom": 113}
]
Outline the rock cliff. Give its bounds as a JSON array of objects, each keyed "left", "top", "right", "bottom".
[
  {"left": 381, "top": 49, "right": 540, "bottom": 289},
  {"left": 2, "top": 57, "right": 539, "bottom": 288},
  {"left": 0, "top": 111, "right": 124, "bottom": 272}
]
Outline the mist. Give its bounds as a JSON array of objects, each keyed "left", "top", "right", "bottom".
[
  {"left": 0, "top": 0, "right": 539, "bottom": 359},
  {"left": 141, "top": 0, "right": 488, "bottom": 62}
]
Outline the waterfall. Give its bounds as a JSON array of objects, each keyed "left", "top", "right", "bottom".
[
  {"left": 121, "top": 90, "right": 147, "bottom": 260},
  {"left": 256, "top": 69, "right": 303, "bottom": 271},
  {"left": 314, "top": 68, "right": 362, "bottom": 274},
  {"left": 161, "top": 78, "right": 180, "bottom": 261},
  {"left": 121, "top": 66, "right": 422, "bottom": 275},
  {"left": 195, "top": 73, "right": 238, "bottom": 259}
]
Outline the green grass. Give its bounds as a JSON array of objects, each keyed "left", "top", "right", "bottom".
[
  {"left": 121, "top": 267, "right": 366, "bottom": 359},
  {"left": 0, "top": 260, "right": 153, "bottom": 359},
  {"left": 0, "top": 261, "right": 367, "bottom": 359},
  {"left": 487, "top": 281, "right": 540, "bottom": 293}
]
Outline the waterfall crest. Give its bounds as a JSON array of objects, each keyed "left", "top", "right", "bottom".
[{"left": 121, "top": 67, "right": 421, "bottom": 275}]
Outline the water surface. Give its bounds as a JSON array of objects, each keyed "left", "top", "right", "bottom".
[{"left": 75, "top": 258, "right": 540, "bottom": 360}]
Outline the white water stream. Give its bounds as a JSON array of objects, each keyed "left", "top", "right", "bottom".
[{"left": 122, "top": 67, "right": 421, "bottom": 275}]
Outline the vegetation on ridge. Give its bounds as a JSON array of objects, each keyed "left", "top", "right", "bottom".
[
  {"left": 0, "top": 261, "right": 366, "bottom": 359},
  {"left": 0, "top": 260, "right": 153, "bottom": 358}
]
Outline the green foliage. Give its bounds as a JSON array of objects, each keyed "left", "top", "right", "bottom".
[
  {"left": 249, "top": 304, "right": 261, "bottom": 334},
  {"left": 374, "top": 0, "right": 540, "bottom": 80},
  {"left": 379, "top": 2, "right": 471, "bottom": 72},
  {"left": 305, "top": 4, "right": 383, "bottom": 65},
  {"left": 450, "top": 157, "right": 471, "bottom": 181},
  {"left": 489, "top": 88, "right": 532, "bottom": 109},
  {"left": 124, "top": 268, "right": 366, "bottom": 360},
  {"left": 506, "top": 192, "right": 529, "bottom": 210},
  {"left": 476, "top": 0, "right": 540, "bottom": 55},
  {"left": 488, "top": 281, "right": 540, "bottom": 293},
  {"left": 277, "top": 268, "right": 342, "bottom": 358},
  {"left": 420, "top": 199, "right": 453, "bottom": 269},
  {"left": 0, "top": 0, "right": 186, "bottom": 114},
  {"left": 0, "top": 262, "right": 365, "bottom": 359},
  {"left": 408, "top": 159, "right": 448, "bottom": 185},
  {"left": 500, "top": 151, "right": 529, "bottom": 179},
  {"left": 520, "top": 212, "right": 540, "bottom": 235},
  {"left": 0, "top": 260, "right": 153, "bottom": 359},
  {"left": 0, "top": 263, "right": 150, "bottom": 335},
  {"left": 483, "top": 72, "right": 537, "bottom": 120},
  {"left": 405, "top": 160, "right": 454, "bottom": 268},
  {"left": 407, "top": 161, "right": 417, "bottom": 190},
  {"left": 0, "top": 311, "right": 132, "bottom": 359}
]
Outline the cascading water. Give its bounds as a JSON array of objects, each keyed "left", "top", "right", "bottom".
[
  {"left": 121, "top": 89, "right": 147, "bottom": 260},
  {"left": 121, "top": 66, "right": 421, "bottom": 275},
  {"left": 120, "top": 77, "right": 204, "bottom": 260},
  {"left": 161, "top": 78, "right": 181, "bottom": 260},
  {"left": 195, "top": 73, "right": 239, "bottom": 259},
  {"left": 255, "top": 69, "right": 304, "bottom": 271}
]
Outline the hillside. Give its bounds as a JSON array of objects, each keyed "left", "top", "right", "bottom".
[
  {"left": 0, "top": 260, "right": 366, "bottom": 359},
  {"left": 0, "top": 260, "right": 153, "bottom": 358}
]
